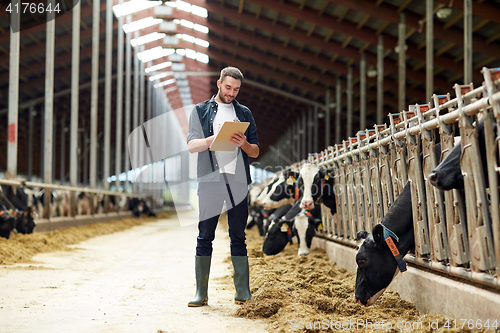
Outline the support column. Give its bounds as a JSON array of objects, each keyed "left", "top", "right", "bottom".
[
  {"left": 377, "top": 35, "right": 384, "bottom": 125},
  {"left": 399, "top": 13, "right": 406, "bottom": 111},
  {"left": 28, "top": 104, "right": 34, "bottom": 181},
  {"left": 313, "top": 105, "right": 318, "bottom": 152},
  {"left": 104, "top": 0, "right": 113, "bottom": 195},
  {"left": 139, "top": 45, "right": 145, "bottom": 193},
  {"left": 60, "top": 117, "right": 65, "bottom": 184},
  {"left": 325, "top": 89, "right": 330, "bottom": 148},
  {"left": 133, "top": 31, "right": 140, "bottom": 193},
  {"left": 360, "top": 53, "right": 366, "bottom": 130},
  {"left": 124, "top": 15, "right": 132, "bottom": 192},
  {"left": 44, "top": 0, "right": 56, "bottom": 218},
  {"left": 426, "top": 0, "right": 434, "bottom": 100},
  {"left": 464, "top": 0, "right": 472, "bottom": 84},
  {"left": 7, "top": 0, "right": 20, "bottom": 180},
  {"left": 302, "top": 112, "right": 307, "bottom": 159},
  {"left": 347, "top": 67, "right": 353, "bottom": 138},
  {"left": 70, "top": 0, "right": 80, "bottom": 214},
  {"left": 307, "top": 107, "right": 313, "bottom": 154},
  {"left": 90, "top": 0, "right": 100, "bottom": 190},
  {"left": 115, "top": 0, "right": 124, "bottom": 192},
  {"left": 336, "top": 77, "right": 341, "bottom": 144}
]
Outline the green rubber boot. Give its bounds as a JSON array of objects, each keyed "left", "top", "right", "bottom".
[
  {"left": 232, "top": 256, "right": 252, "bottom": 304},
  {"left": 188, "top": 256, "right": 211, "bottom": 307}
]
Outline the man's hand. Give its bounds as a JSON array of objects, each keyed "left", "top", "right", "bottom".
[
  {"left": 231, "top": 131, "right": 259, "bottom": 158},
  {"left": 230, "top": 131, "right": 247, "bottom": 147}
]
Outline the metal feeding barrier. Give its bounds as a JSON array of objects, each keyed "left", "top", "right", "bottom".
[{"left": 310, "top": 67, "right": 500, "bottom": 290}]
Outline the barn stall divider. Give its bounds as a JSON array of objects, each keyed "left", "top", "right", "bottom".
[{"left": 305, "top": 67, "right": 500, "bottom": 321}]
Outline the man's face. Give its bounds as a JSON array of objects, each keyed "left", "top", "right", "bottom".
[{"left": 217, "top": 76, "right": 241, "bottom": 104}]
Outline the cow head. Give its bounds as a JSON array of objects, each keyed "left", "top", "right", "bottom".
[
  {"left": 354, "top": 181, "right": 414, "bottom": 306},
  {"left": 298, "top": 163, "right": 319, "bottom": 210},
  {"left": 354, "top": 225, "right": 402, "bottom": 306},
  {"left": 429, "top": 141, "right": 463, "bottom": 190}
]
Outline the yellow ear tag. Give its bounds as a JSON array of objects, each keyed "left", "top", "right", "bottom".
[
  {"left": 281, "top": 223, "right": 288, "bottom": 232},
  {"left": 286, "top": 177, "right": 295, "bottom": 185},
  {"left": 318, "top": 223, "right": 323, "bottom": 231},
  {"left": 324, "top": 174, "right": 330, "bottom": 181}
]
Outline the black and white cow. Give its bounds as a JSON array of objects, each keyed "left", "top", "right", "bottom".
[
  {"left": 354, "top": 143, "right": 442, "bottom": 306},
  {"left": 262, "top": 163, "right": 336, "bottom": 256},
  {"left": 261, "top": 203, "right": 294, "bottom": 255},
  {"left": 129, "top": 197, "right": 156, "bottom": 217},
  {"left": 429, "top": 119, "right": 497, "bottom": 191},
  {"left": 354, "top": 182, "right": 413, "bottom": 306},
  {"left": 0, "top": 185, "right": 36, "bottom": 234}
]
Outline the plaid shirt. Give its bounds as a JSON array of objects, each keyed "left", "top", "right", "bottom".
[{"left": 187, "top": 96, "right": 259, "bottom": 185}]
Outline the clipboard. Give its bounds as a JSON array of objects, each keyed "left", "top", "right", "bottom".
[{"left": 209, "top": 121, "right": 250, "bottom": 151}]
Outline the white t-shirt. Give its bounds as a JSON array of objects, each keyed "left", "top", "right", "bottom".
[{"left": 213, "top": 102, "right": 238, "bottom": 174}]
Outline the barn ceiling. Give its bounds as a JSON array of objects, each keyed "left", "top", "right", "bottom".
[{"left": 0, "top": 0, "right": 500, "bottom": 178}]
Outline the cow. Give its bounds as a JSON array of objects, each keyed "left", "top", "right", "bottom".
[
  {"left": 354, "top": 181, "right": 414, "bottom": 306},
  {"left": 37, "top": 189, "right": 58, "bottom": 218},
  {"left": 429, "top": 119, "right": 497, "bottom": 191},
  {"left": 261, "top": 203, "right": 294, "bottom": 255},
  {"left": 293, "top": 204, "right": 322, "bottom": 256},
  {"left": 354, "top": 143, "right": 442, "bottom": 306},
  {"left": 0, "top": 185, "right": 36, "bottom": 234},
  {"left": 129, "top": 197, "right": 156, "bottom": 217},
  {"left": 261, "top": 170, "right": 299, "bottom": 209},
  {"left": 246, "top": 185, "right": 266, "bottom": 235}
]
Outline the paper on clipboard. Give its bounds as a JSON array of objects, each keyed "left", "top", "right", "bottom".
[{"left": 209, "top": 121, "right": 250, "bottom": 151}]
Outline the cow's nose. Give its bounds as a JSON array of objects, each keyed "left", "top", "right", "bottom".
[
  {"left": 300, "top": 200, "right": 313, "bottom": 209},
  {"left": 429, "top": 172, "right": 438, "bottom": 185},
  {"left": 354, "top": 298, "right": 362, "bottom": 305}
]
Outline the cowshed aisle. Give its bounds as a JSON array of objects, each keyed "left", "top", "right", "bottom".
[{"left": 0, "top": 210, "right": 268, "bottom": 333}]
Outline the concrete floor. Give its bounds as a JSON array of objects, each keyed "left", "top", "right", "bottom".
[{"left": 0, "top": 210, "right": 268, "bottom": 333}]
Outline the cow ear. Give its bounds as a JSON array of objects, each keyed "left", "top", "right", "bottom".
[
  {"left": 372, "top": 224, "right": 384, "bottom": 245},
  {"left": 356, "top": 230, "right": 368, "bottom": 240}
]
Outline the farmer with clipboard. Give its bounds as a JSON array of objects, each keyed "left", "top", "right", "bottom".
[{"left": 186, "top": 67, "right": 260, "bottom": 307}]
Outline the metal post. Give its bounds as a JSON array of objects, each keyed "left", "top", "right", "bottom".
[
  {"left": 347, "top": 67, "right": 353, "bottom": 137},
  {"left": 307, "top": 107, "right": 312, "bottom": 154},
  {"left": 90, "top": 0, "right": 99, "bottom": 190},
  {"left": 360, "top": 53, "right": 366, "bottom": 130},
  {"left": 139, "top": 45, "right": 145, "bottom": 193},
  {"left": 70, "top": 0, "right": 80, "bottom": 214},
  {"left": 83, "top": 130, "right": 89, "bottom": 185},
  {"left": 125, "top": 15, "right": 132, "bottom": 192},
  {"left": 133, "top": 31, "right": 140, "bottom": 193},
  {"left": 44, "top": 0, "right": 56, "bottom": 218},
  {"left": 426, "top": 0, "right": 434, "bottom": 100},
  {"left": 7, "top": 0, "right": 20, "bottom": 180},
  {"left": 302, "top": 112, "right": 307, "bottom": 159},
  {"left": 60, "top": 117, "right": 65, "bottom": 184},
  {"left": 28, "top": 104, "right": 34, "bottom": 181},
  {"left": 115, "top": 1, "right": 124, "bottom": 192},
  {"left": 377, "top": 35, "right": 384, "bottom": 125},
  {"left": 336, "top": 77, "right": 341, "bottom": 143},
  {"left": 40, "top": 109, "right": 44, "bottom": 180},
  {"left": 464, "top": 0, "right": 472, "bottom": 84},
  {"left": 399, "top": 13, "right": 406, "bottom": 111},
  {"left": 52, "top": 114, "right": 56, "bottom": 181},
  {"left": 325, "top": 89, "right": 330, "bottom": 148},
  {"left": 296, "top": 119, "right": 301, "bottom": 162},
  {"left": 313, "top": 105, "right": 318, "bottom": 152},
  {"left": 104, "top": 0, "right": 112, "bottom": 195}
]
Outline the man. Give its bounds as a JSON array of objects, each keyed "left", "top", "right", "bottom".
[{"left": 186, "top": 67, "right": 259, "bottom": 307}]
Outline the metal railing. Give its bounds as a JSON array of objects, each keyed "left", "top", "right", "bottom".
[{"left": 309, "top": 67, "right": 500, "bottom": 290}]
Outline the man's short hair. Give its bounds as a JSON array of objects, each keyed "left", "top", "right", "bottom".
[{"left": 220, "top": 67, "right": 244, "bottom": 82}]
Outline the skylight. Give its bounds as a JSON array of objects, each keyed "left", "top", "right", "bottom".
[
  {"left": 145, "top": 61, "right": 173, "bottom": 73},
  {"left": 137, "top": 47, "right": 175, "bottom": 63},
  {"left": 154, "top": 78, "right": 177, "bottom": 88},
  {"left": 123, "top": 17, "right": 163, "bottom": 33},
  {"left": 113, "top": 0, "right": 162, "bottom": 18},
  {"left": 131, "top": 32, "right": 166, "bottom": 47},
  {"left": 164, "top": 0, "right": 208, "bottom": 18}
]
